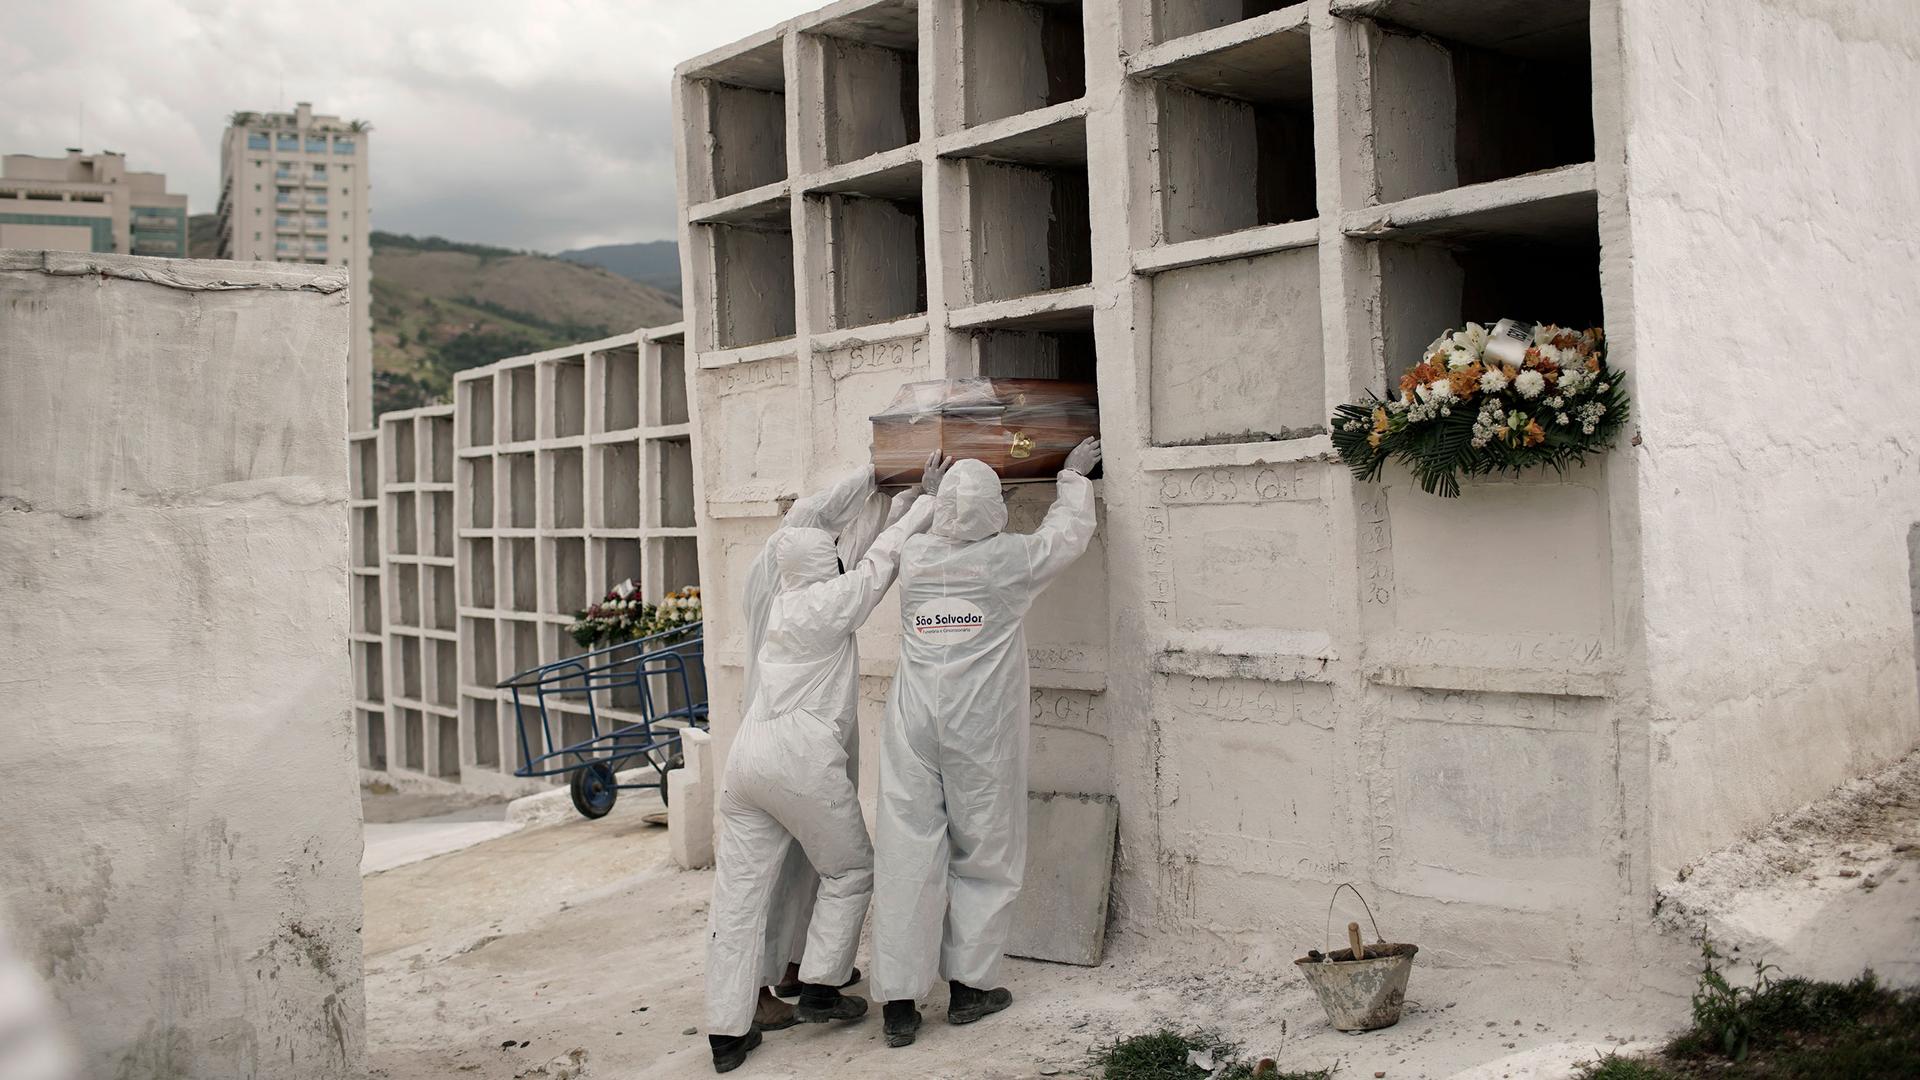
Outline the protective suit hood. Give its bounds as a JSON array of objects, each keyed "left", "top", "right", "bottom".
[
  {"left": 931, "top": 459, "right": 1007, "bottom": 541},
  {"left": 771, "top": 527, "right": 840, "bottom": 590}
]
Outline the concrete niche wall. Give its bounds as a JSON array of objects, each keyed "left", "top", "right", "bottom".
[
  {"left": 0, "top": 252, "right": 364, "bottom": 1077},
  {"left": 676, "top": 0, "right": 1920, "bottom": 976}
]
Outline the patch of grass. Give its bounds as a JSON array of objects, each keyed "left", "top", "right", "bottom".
[
  {"left": 1094, "top": 1030, "right": 1334, "bottom": 1080},
  {"left": 1575, "top": 941, "right": 1920, "bottom": 1079}
]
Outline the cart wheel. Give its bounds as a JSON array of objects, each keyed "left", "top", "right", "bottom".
[{"left": 570, "top": 762, "right": 617, "bottom": 819}]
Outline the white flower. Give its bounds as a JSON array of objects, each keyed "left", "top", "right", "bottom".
[
  {"left": 1453, "top": 323, "right": 1490, "bottom": 354},
  {"left": 1479, "top": 368, "right": 1509, "bottom": 394},
  {"left": 1547, "top": 396, "right": 1564, "bottom": 409},
  {"left": 1557, "top": 412, "right": 1570, "bottom": 425},
  {"left": 1513, "top": 370, "right": 1547, "bottom": 399},
  {"left": 1415, "top": 382, "right": 1431, "bottom": 402},
  {"left": 1533, "top": 322, "right": 1559, "bottom": 346},
  {"left": 1447, "top": 348, "right": 1476, "bottom": 371},
  {"left": 1536, "top": 343, "right": 1565, "bottom": 368},
  {"left": 1427, "top": 378, "right": 1455, "bottom": 402},
  {"left": 1597, "top": 382, "right": 1610, "bottom": 393}
]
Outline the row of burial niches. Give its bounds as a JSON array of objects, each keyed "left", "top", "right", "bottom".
[
  {"left": 1142, "top": 0, "right": 1598, "bottom": 447},
  {"left": 459, "top": 349, "right": 688, "bottom": 449},
  {"left": 689, "top": 0, "right": 1086, "bottom": 205}
]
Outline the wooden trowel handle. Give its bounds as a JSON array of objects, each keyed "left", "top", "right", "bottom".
[{"left": 1347, "top": 921, "right": 1365, "bottom": 961}]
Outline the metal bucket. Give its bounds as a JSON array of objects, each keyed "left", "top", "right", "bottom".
[{"left": 1293, "top": 884, "right": 1417, "bottom": 1032}]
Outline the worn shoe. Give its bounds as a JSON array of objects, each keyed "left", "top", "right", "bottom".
[
  {"left": 795, "top": 983, "right": 870, "bottom": 1023},
  {"left": 883, "top": 1000, "right": 923, "bottom": 1047},
  {"left": 709, "top": 1028, "right": 762, "bottom": 1074},
  {"left": 772, "top": 966, "right": 860, "bottom": 999},
  {"left": 946, "top": 981, "right": 1013, "bottom": 1025},
  {"left": 753, "top": 990, "right": 798, "bottom": 1032}
]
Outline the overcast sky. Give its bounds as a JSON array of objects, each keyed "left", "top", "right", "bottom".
[{"left": 0, "top": 0, "right": 821, "bottom": 252}]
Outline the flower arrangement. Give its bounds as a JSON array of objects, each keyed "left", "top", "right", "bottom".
[
  {"left": 569, "top": 581, "right": 702, "bottom": 649},
  {"left": 1330, "top": 319, "right": 1629, "bottom": 497}
]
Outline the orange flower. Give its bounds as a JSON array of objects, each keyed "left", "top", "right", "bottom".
[
  {"left": 1523, "top": 419, "right": 1546, "bottom": 446},
  {"left": 1552, "top": 331, "right": 1579, "bottom": 349},
  {"left": 1368, "top": 431, "right": 1383, "bottom": 448},
  {"left": 1399, "top": 371, "right": 1419, "bottom": 396},
  {"left": 1448, "top": 367, "right": 1479, "bottom": 399},
  {"left": 1371, "top": 406, "right": 1390, "bottom": 433},
  {"left": 1586, "top": 355, "right": 1601, "bottom": 372}
]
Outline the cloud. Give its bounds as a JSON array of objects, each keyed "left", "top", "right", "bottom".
[{"left": 0, "top": 0, "right": 819, "bottom": 250}]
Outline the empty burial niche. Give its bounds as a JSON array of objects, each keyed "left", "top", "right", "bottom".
[
  {"left": 654, "top": 340, "right": 689, "bottom": 426},
  {"left": 971, "top": 321, "right": 1097, "bottom": 382},
  {"left": 660, "top": 536, "right": 701, "bottom": 594},
  {"left": 434, "top": 716, "right": 460, "bottom": 778},
  {"left": 549, "top": 448, "right": 584, "bottom": 530},
  {"left": 506, "top": 538, "right": 538, "bottom": 612},
  {"left": 552, "top": 538, "right": 586, "bottom": 615},
  {"left": 1374, "top": 228, "right": 1603, "bottom": 384},
  {"left": 600, "top": 443, "right": 641, "bottom": 529},
  {"left": 699, "top": 70, "right": 788, "bottom": 200},
  {"left": 426, "top": 415, "right": 454, "bottom": 483},
  {"left": 1153, "top": 0, "right": 1294, "bottom": 42},
  {"left": 464, "top": 457, "right": 494, "bottom": 528},
  {"left": 509, "top": 619, "right": 541, "bottom": 678},
  {"left": 428, "top": 492, "right": 454, "bottom": 557},
  {"left": 657, "top": 437, "right": 697, "bottom": 528},
  {"left": 362, "top": 710, "right": 388, "bottom": 771},
  {"left": 354, "top": 574, "right": 382, "bottom": 635},
  {"left": 465, "top": 538, "right": 496, "bottom": 608},
  {"left": 466, "top": 617, "right": 498, "bottom": 687},
  {"left": 1149, "top": 246, "right": 1323, "bottom": 444},
  {"left": 601, "top": 345, "right": 641, "bottom": 432},
  {"left": 816, "top": 29, "right": 919, "bottom": 166},
  {"left": 1148, "top": 52, "right": 1316, "bottom": 243},
  {"left": 352, "top": 438, "right": 378, "bottom": 499},
  {"left": 427, "top": 565, "right": 456, "bottom": 632},
  {"left": 356, "top": 641, "right": 385, "bottom": 702},
  {"left": 965, "top": 159, "right": 1091, "bottom": 303},
  {"left": 464, "top": 375, "right": 494, "bottom": 446},
  {"left": 389, "top": 419, "right": 416, "bottom": 483},
  {"left": 961, "top": 0, "right": 1086, "bottom": 128},
  {"left": 353, "top": 506, "right": 378, "bottom": 568},
  {"left": 391, "top": 566, "right": 422, "bottom": 628},
  {"left": 431, "top": 639, "right": 458, "bottom": 708},
  {"left": 708, "top": 221, "right": 797, "bottom": 348},
  {"left": 820, "top": 191, "right": 927, "bottom": 329},
  {"left": 507, "top": 365, "right": 537, "bottom": 443},
  {"left": 392, "top": 492, "right": 418, "bottom": 555},
  {"left": 600, "top": 538, "right": 643, "bottom": 592},
  {"left": 401, "top": 708, "right": 424, "bottom": 771},
  {"left": 467, "top": 698, "right": 500, "bottom": 769},
  {"left": 505, "top": 453, "right": 536, "bottom": 529},
  {"left": 398, "top": 635, "right": 423, "bottom": 701},
  {"left": 1346, "top": 0, "right": 1594, "bottom": 202},
  {"left": 551, "top": 357, "right": 586, "bottom": 439}
]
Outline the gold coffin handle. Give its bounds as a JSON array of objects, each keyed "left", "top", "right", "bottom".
[{"left": 1008, "top": 431, "right": 1034, "bottom": 459}]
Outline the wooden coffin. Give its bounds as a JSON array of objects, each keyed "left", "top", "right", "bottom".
[{"left": 871, "top": 379, "right": 1100, "bottom": 485}]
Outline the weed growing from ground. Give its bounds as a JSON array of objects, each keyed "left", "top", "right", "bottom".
[{"left": 1094, "top": 1029, "right": 1334, "bottom": 1080}]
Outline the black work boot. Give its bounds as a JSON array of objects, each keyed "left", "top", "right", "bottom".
[
  {"left": 795, "top": 981, "right": 870, "bottom": 1023},
  {"left": 946, "top": 980, "right": 1013, "bottom": 1025},
  {"left": 708, "top": 1028, "right": 762, "bottom": 1074},
  {"left": 883, "top": 999, "right": 922, "bottom": 1047}
]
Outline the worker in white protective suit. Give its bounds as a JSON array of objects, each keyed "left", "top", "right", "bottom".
[
  {"left": 737, "top": 456, "right": 949, "bottom": 1030},
  {"left": 703, "top": 479, "right": 942, "bottom": 1073},
  {"left": 870, "top": 438, "right": 1102, "bottom": 1048}
]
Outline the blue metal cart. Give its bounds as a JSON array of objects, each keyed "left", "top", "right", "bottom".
[{"left": 497, "top": 622, "right": 708, "bottom": 819}]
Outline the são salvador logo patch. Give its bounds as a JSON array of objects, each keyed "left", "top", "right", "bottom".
[{"left": 909, "top": 597, "right": 987, "bottom": 643}]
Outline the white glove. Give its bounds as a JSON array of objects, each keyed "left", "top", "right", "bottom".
[
  {"left": 1063, "top": 437, "right": 1102, "bottom": 477},
  {"left": 921, "top": 451, "right": 955, "bottom": 495}
]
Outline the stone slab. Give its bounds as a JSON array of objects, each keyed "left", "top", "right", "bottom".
[{"left": 1007, "top": 791, "right": 1118, "bottom": 966}]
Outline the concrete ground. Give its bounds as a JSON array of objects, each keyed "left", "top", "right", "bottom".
[
  {"left": 362, "top": 785, "right": 519, "bottom": 875},
  {"left": 360, "top": 751, "right": 1920, "bottom": 1079}
]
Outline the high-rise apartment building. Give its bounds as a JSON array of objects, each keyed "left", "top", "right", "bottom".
[
  {"left": 218, "top": 101, "right": 374, "bottom": 428},
  {"left": 0, "top": 150, "right": 188, "bottom": 258}
]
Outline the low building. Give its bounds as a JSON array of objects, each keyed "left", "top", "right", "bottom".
[{"left": 0, "top": 150, "right": 188, "bottom": 258}]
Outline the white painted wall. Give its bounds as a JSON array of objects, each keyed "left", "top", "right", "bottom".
[
  {"left": 0, "top": 251, "right": 365, "bottom": 1077},
  {"left": 1619, "top": 0, "right": 1920, "bottom": 872}
]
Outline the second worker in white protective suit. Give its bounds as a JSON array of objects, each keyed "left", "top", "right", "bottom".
[
  {"left": 870, "top": 438, "right": 1102, "bottom": 1048},
  {"left": 703, "top": 484, "right": 939, "bottom": 1073}
]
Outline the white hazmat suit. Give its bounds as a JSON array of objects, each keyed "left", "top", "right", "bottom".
[
  {"left": 871, "top": 459, "right": 1098, "bottom": 1002},
  {"left": 740, "top": 471, "right": 914, "bottom": 987},
  {"left": 706, "top": 494, "right": 936, "bottom": 1037}
]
